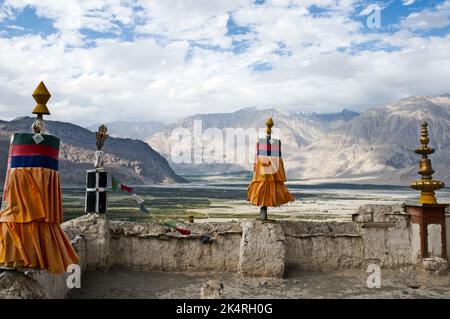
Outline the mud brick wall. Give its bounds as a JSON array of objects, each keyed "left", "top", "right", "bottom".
[
  {"left": 2, "top": 204, "right": 446, "bottom": 298},
  {"left": 62, "top": 204, "right": 419, "bottom": 277},
  {"left": 283, "top": 205, "right": 414, "bottom": 271}
]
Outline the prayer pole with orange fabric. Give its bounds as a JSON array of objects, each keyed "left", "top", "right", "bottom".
[
  {"left": 0, "top": 81, "right": 79, "bottom": 274},
  {"left": 247, "top": 118, "right": 295, "bottom": 220}
]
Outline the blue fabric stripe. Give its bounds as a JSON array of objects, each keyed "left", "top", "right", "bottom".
[{"left": 11, "top": 155, "right": 59, "bottom": 171}]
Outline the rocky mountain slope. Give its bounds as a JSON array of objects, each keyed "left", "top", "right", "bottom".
[
  {"left": 147, "top": 95, "right": 450, "bottom": 185},
  {"left": 294, "top": 95, "right": 450, "bottom": 184},
  {"left": 0, "top": 117, "right": 185, "bottom": 186},
  {"left": 86, "top": 121, "right": 164, "bottom": 140},
  {"left": 147, "top": 107, "right": 360, "bottom": 176}
]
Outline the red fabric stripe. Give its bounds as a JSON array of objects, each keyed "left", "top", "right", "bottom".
[
  {"left": 120, "top": 184, "right": 134, "bottom": 194},
  {"left": 257, "top": 143, "right": 280, "bottom": 151},
  {"left": 12, "top": 144, "right": 59, "bottom": 159}
]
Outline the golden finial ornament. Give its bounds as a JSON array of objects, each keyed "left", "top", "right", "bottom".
[
  {"left": 410, "top": 122, "right": 444, "bottom": 204},
  {"left": 266, "top": 117, "right": 274, "bottom": 138},
  {"left": 32, "top": 81, "right": 51, "bottom": 115},
  {"left": 31, "top": 81, "right": 51, "bottom": 134}
]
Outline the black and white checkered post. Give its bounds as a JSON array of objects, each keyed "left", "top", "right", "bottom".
[{"left": 85, "top": 168, "right": 108, "bottom": 214}]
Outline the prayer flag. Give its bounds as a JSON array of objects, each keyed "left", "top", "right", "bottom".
[
  {"left": 175, "top": 227, "right": 191, "bottom": 236},
  {"left": 139, "top": 202, "right": 149, "bottom": 214},
  {"left": 111, "top": 175, "right": 120, "bottom": 191},
  {"left": 131, "top": 194, "right": 144, "bottom": 204},
  {"left": 163, "top": 220, "right": 178, "bottom": 228},
  {"left": 120, "top": 184, "right": 133, "bottom": 194}
]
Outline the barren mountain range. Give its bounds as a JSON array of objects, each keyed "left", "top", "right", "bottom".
[
  {"left": 86, "top": 121, "right": 164, "bottom": 140},
  {"left": 147, "top": 94, "right": 450, "bottom": 185},
  {"left": 2, "top": 94, "right": 449, "bottom": 186},
  {"left": 0, "top": 117, "right": 184, "bottom": 186}
]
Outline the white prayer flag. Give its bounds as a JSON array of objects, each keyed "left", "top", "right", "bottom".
[{"left": 131, "top": 194, "right": 144, "bottom": 204}]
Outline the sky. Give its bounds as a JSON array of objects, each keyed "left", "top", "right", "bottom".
[{"left": 0, "top": 0, "right": 449, "bottom": 125}]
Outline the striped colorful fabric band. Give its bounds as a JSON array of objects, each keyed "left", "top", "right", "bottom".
[
  {"left": 12, "top": 144, "right": 59, "bottom": 159},
  {"left": 11, "top": 155, "right": 59, "bottom": 170},
  {"left": 12, "top": 133, "right": 60, "bottom": 149},
  {"left": 10, "top": 133, "right": 60, "bottom": 171},
  {"left": 257, "top": 138, "right": 281, "bottom": 157}
]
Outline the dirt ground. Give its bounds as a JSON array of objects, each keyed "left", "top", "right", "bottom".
[{"left": 68, "top": 267, "right": 450, "bottom": 299}]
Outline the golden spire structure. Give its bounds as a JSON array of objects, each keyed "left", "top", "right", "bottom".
[
  {"left": 31, "top": 81, "right": 51, "bottom": 134},
  {"left": 410, "top": 122, "right": 444, "bottom": 204},
  {"left": 32, "top": 81, "right": 51, "bottom": 116},
  {"left": 266, "top": 117, "right": 274, "bottom": 138}
]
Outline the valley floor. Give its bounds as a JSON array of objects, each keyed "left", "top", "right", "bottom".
[
  {"left": 69, "top": 268, "right": 450, "bottom": 299},
  {"left": 61, "top": 183, "right": 450, "bottom": 223}
]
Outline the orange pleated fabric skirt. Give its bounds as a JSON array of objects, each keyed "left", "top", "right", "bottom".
[
  {"left": 0, "top": 167, "right": 79, "bottom": 274},
  {"left": 247, "top": 156, "right": 295, "bottom": 207}
]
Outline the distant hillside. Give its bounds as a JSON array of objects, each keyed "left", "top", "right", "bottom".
[
  {"left": 147, "top": 107, "right": 360, "bottom": 176},
  {"left": 147, "top": 95, "right": 450, "bottom": 185},
  {"left": 293, "top": 95, "right": 450, "bottom": 185},
  {"left": 0, "top": 117, "right": 185, "bottom": 186},
  {"left": 86, "top": 121, "right": 164, "bottom": 140}
]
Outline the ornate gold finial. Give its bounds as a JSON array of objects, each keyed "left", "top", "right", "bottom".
[
  {"left": 266, "top": 117, "right": 274, "bottom": 137},
  {"left": 31, "top": 81, "right": 51, "bottom": 134},
  {"left": 410, "top": 122, "right": 444, "bottom": 204},
  {"left": 32, "top": 81, "right": 51, "bottom": 115}
]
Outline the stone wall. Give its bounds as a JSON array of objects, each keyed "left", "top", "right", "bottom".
[
  {"left": 282, "top": 204, "right": 414, "bottom": 270},
  {"left": 61, "top": 214, "right": 243, "bottom": 273},
  {"left": 61, "top": 204, "right": 416, "bottom": 276},
  {"left": 0, "top": 270, "right": 69, "bottom": 299},
  {"left": 353, "top": 204, "right": 414, "bottom": 269},
  {"left": 239, "top": 221, "right": 285, "bottom": 277},
  {"left": 109, "top": 221, "right": 242, "bottom": 272},
  {"left": 446, "top": 214, "right": 450, "bottom": 259},
  {"left": 282, "top": 221, "right": 364, "bottom": 270},
  {"left": 1, "top": 204, "right": 445, "bottom": 298}
]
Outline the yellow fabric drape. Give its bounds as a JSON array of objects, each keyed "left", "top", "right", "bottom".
[
  {"left": 247, "top": 156, "right": 295, "bottom": 207},
  {"left": 0, "top": 167, "right": 79, "bottom": 274}
]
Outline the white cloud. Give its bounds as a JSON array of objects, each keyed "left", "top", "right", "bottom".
[
  {"left": 0, "top": 0, "right": 449, "bottom": 126},
  {"left": 439, "top": 1, "right": 450, "bottom": 10},
  {"left": 399, "top": 2, "right": 450, "bottom": 30},
  {"left": 135, "top": 0, "right": 246, "bottom": 49},
  {"left": 0, "top": 4, "right": 14, "bottom": 22},
  {"left": 6, "top": 25, "right": 26, "bottom": 31},
  {"left": 402, "top": 0, "right": 415, "bottom": 6},
  {"left": 2, "top": 0, "right": 140, "bottom": 44}
]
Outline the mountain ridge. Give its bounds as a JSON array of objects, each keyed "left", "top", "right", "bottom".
[
  {"left": 0, "top": 117, "right": 185, "bottom": 186},
  {"left": 147, "top": 95, "right": 450, "bottom": 185},
  {"left": 86, "top": 120, "right": 164, "bottom": 141}
]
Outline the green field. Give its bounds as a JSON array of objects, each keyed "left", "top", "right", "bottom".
[
  {"left": 5, "top": 174, "right": 439, "bottom": 223},
  {"left": 62, "top": 185, "right": 249, "bottom": 222}
]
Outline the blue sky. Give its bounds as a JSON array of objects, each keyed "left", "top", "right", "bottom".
[
  {"left": 0, "top": 0, "right": 449, "bottom": 124},
  {"left": 2, "top": 1, "right": 449, "bottom": 47}
]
